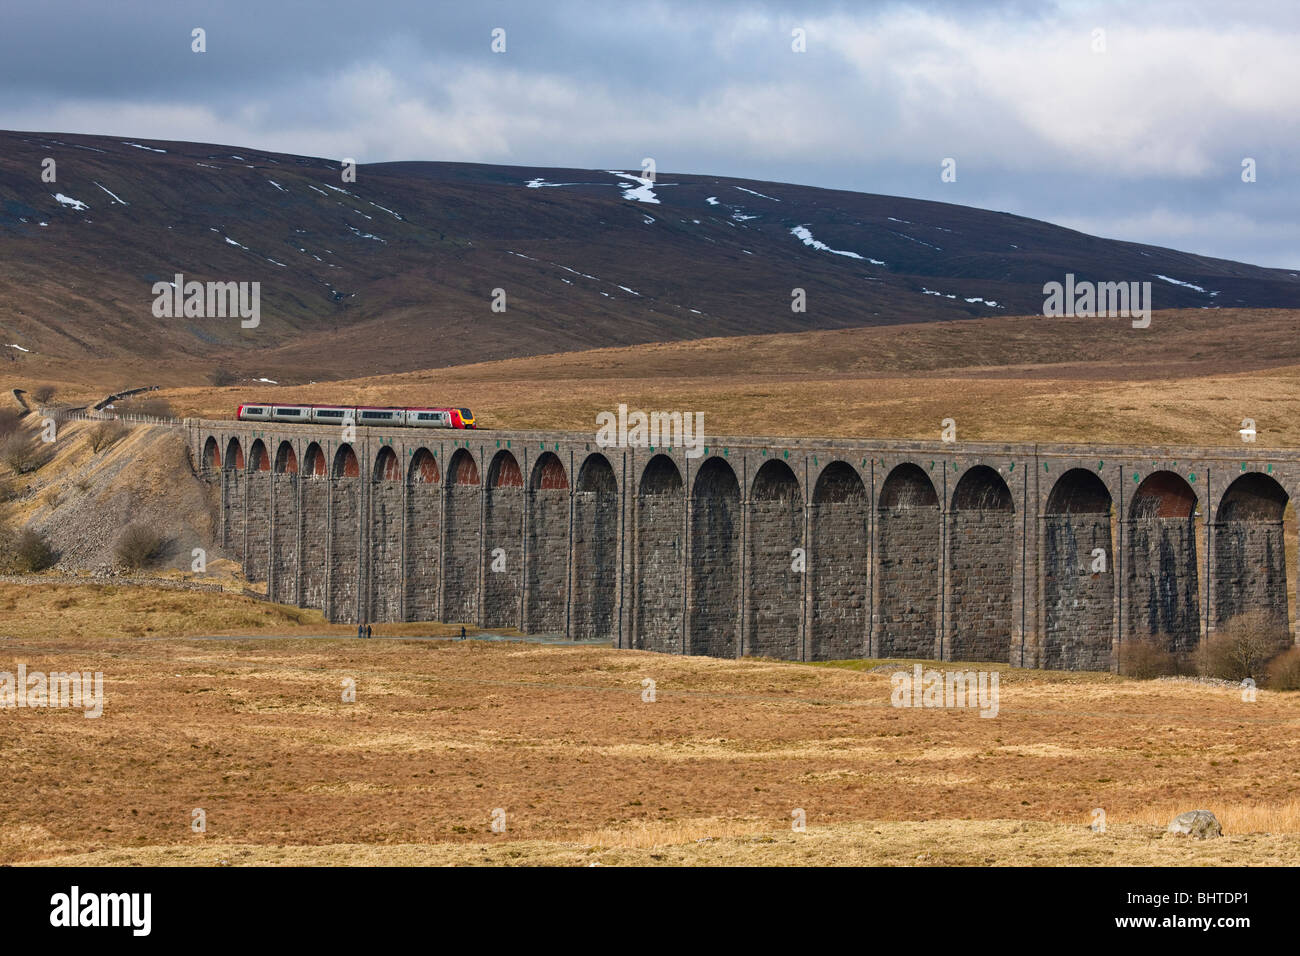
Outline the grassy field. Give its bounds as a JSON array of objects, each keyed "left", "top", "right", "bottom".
[{"left": 5, "top": 596, "right": 1300, "bottom": 866}]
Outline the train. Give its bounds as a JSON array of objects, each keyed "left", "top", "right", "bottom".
[{"left": 236, "top": 403, "right": 476, "bottom": 428}]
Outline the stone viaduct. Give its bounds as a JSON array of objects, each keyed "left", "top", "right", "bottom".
[{"left": 188, "top": 419, "right": 1300, "bottom": 671}]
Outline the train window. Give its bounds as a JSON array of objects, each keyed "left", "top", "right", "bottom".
[
  {"left": 316, "top": 409, "right": 344, "bottom": 418},
  {"left": 416, "top": 412, "right": 444, "bottom": 421},
  {"left": 360, "top": 410, "right": 392, "bottom": 420},
  {"left": 245, "top": 407, "right": 268, "bottom": 415},
  {"left": 276, "top": 407, "right": 303, "bottom": 416}
]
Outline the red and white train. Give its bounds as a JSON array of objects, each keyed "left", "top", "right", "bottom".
[{"left": 236, "top": 403, "right": 476, "bottom": 429}]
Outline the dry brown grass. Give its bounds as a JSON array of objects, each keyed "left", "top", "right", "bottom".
[
  {"left": 117, "top": 308, "right": 1300, "bottom": 448},
  {"left": 5, "top": 616, "right": 1300, "bottom": 866},
  {"left": 20, "top": 820, "right": 1300, "bottom": 867}
]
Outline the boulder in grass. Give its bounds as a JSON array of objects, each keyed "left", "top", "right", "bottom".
[{"left": 1167, "top": 810, "right": 1222, "bottom": 839}]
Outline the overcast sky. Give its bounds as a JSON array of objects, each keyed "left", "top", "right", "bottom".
[{"left": 3, "top": 0, "right": 1297, "bottom": 267}]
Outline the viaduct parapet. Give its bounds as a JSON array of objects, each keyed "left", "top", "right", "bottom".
[{"left": 188, "top": 419, "right": 1300, "bottom": 671}]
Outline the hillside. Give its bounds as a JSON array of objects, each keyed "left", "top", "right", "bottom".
[{"left": 2, "top": 129, "right": 1297, "bottom": 387}]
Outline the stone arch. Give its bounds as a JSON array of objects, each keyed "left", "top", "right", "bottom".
[
  {"left": 948, "top": 465, "right": 1014, "bottom": 663},
  {"left": 274, "top": 441, "right": 298, "bottom": 475},
  {"left": 248, "top": 439, "right": 270, "bottom": 472},
  {"left": 1043, "top": 469, "right": 1114, "bottom": 671},
  {"left": 202, "top": 436, "right": 220, "bottom": 473},
  {"left": 448, "top": 448, "right": 480, "bottom": 485},
  {"left": 1214, "top": 472, "right": 1290, "bottom": 642},
  {"left": 328, "top": 443, "right": 361, "bottom": 622},
  {"left": 747, "top": 458, "right": 802, "bottom": 659},
  {"left": 482, "top": 450, "right": 523, "bottom": 628},
  {"left": 573, "top": 454, "right": 618, "bottom": 640},
  {"left": 810, "top": 461, "right": 867, "bottom": 660},
  {"left": 526, "top": 452, "right": 570, "bottom": 633},
  {"left": 409, "top": 448, "right": 440, "bottom": 484},
  {"left": 373, "top": 446, "right": 400, "bottom": 481},
  {"left": 532, "top": 452, "right": 568, "bottom": 491},
  {"left": 443, "top": 448, "right": 481, "bottom": 623},
  {"left": 405, "top": 449, "right": 441, "bottom": 621},
  {"left": 877, "top": 463, "right": 939, "bottom": 659},
  {"left": 224, "top": 437, "right": 244, "bottom": 471},
  {"left": 303, "top": 442, "right": 327, "bottom": 478},
  {"left": 369, "top": 446, "right": 403, "bottom": 622},
  {"left": 636, "top": 454, "right": 685, "bottom": 652},
  {"left": 689, "top": 456, "right": 741, "bottom": 657},
  {"left": 1127, "top": 470, "right": 1200, "bottom": 654},
  {"left": 332, "top": 444, "right": 359, "bottom": 479}
]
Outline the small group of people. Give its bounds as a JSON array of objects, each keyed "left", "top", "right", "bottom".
[{"left": 356, "top": 624, "right": 374, "bottom": 639}]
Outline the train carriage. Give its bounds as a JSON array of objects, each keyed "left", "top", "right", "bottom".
[{"left": 236, "top": 403, "right": 476, "bottom": 428}]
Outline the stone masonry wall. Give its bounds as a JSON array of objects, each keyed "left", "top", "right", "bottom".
[
  {"left": 299, "top": 478, "right": 329, "bottom": 610},
  {"left": 636, "top": 492, "right": 683, "bottom": 653},
  {"left": 484, "top": 482, "right": 524, "bottom": 628},
  {"left": 810, "top": 494, "right": 868, "bottom": 660},
  {"left": 270, "top": 474, "right": 299, "bottom": 605},
  {"left": 444, "top": 486, "right": 481, "bottom": 624},
  {"left": 1042, "top": 514, "right": 1113, "bottom": 670},
  {"left": 948, "top": 510, "right": 1014, "bottom": 663},
  {"left": 747, "top": 497, "right": 803, "bottom": 659},
  {"left": 370, "top": 479, "right": 404, "bottom": 623},
  {"left": 527, "top": 489, "right": 569, "bottom": 633},
  {"left": 245, "top": 473, "right": 270, "bottom": 582},
  {"left": 573, "top": 484, "right": 619, "bottom": 640},
  {"left": 1126, "top": 516, "right": 1200, "bottom": 654},
  {"left": 877, "top": 507, "right": 939, "bottom": 658},
  {"left": 405, "top": 481, "right": 440, "bottom": 621},
  {"left": 689, "top": 466, "right": 741, "bottom": 658},
  {"left": 223, "top": 471, "right": 245, "bottom": 558},
  {"left": 1214, "top": 520, "right": 1288, "bottom": 636},
  {"left": 328, "top": 479, "right": 361, "bottom": 622}
]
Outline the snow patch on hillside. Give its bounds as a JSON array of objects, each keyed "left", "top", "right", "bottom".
[
  {"left": 52, "top": 193, "right": 89, "bottom": 210},
  {"left": 790, "top": 225, "right": 884, "bottom": 265},
  {"left": 607, "top": 171, "right": 660, "bottom": 204},
  {"left": 1153, "top": 273, "right": 1209, "bottom": 293},
  {"left": 93, "top": 182, "right": 128, "bottom": 204}
]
